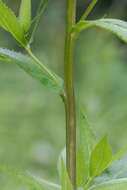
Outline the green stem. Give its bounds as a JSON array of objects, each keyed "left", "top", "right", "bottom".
[
  {"left": 80, "top": 0, "right": 98, "bottom": 21},
  {"left": 64, "top": 0, "right": 76, "bottom": 189}
]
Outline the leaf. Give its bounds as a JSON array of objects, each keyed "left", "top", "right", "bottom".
[
  {"left": 57, "top": 148, "right": 66, "bottom": 180},
  {"left": 90, "top": 136, "right": 112, "bottom": 178},
  {"left": 93, "top": 158, "right": 127, "bottom": 183},
  {"left": 0, "top": 0, "right": 26, "bottom": 46},
  {"left": 19, "top": 0, "right": 31, "bottom": 34},
  {"left": 0, "top": 48, "right": 64, "bottom": 95},
  {"left": 0, "top": 162, "right": 61, "bottom": 190},
  {"left": 88, "top": 178, "right": 127, "bottom": 190},
  {"left": 111, "top": 146, "right": 127, "bottom": 164},
  {"left": 29, "top": 0, "right": 49, "bottom": 44},
  {"left": 61, "top": 159, "right": 73, "bottom": 190},
  {"left": 76, "top": 148, "right": 88, "bottom": 188},
  {"left": 72, "top": 19, "right": 127, "bottom": 43},
  {"left": 79, "top": 110, "right": 97, "bottom": 172}
]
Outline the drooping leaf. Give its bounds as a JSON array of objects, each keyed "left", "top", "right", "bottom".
[
  {"left": 76, "top": 148, "right": 88, "bottom": 188},
  {"left": 90, "top": 136, "right": 112, "bottom": 178},
  {"left": 29, "top": 175, "right": 61, "bottom": 190},
  {"left": 0, "top": 48, "right": 64, "bottom": 95},
  {"left": 79, "top": 110, "right": 97, "bottom": 173},
  {"left": 19, "top": 0, "right": 31, "bottom": 34},
  {"left": 88, "top": 178, "right": 127, "bottom": 190},
  {"left": 29, "top": 0, "right": 49, "bottom": 44},
  {"left": 0, "top": 0, "right": 26, "bottom": 46},
  {"left": 0, "top": 163, "right": 46, "bottom": 190},
  {"left": 72, "top": 19, "right": 127, "bottom": 43},
  {"left": 61, "top": 159, "right": 73, "bottom": 190}
]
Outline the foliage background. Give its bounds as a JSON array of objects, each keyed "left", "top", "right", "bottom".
[{"left": 0, "top": 0, "right": 127, "bottom": 189}]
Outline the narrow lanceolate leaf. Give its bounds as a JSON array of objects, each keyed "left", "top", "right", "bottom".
[
  {"left": 76, "top": 148, "right": 88, "bottom": 187},
  {"left": 0, "top": 0, "right": 26, "bottom": 46},
  {"left": 29, "top": 0, "right": 49, "bottom": 44},
  {"left": 0, "top": 48, "right": 64, "bottom": 95},
  {"left": 61, "top": 159, "right": 73, "bottom": 190},
  {"left": 110, "top": 146, "right": 127, "bottom": 164},
  {"left": 0, "top": 162, "right": 61, "bottom": 190},
  {"left": 88, "top": 178, "right": 127, "bottom": 190},
  {"left": 80, "top": 111, "right": 96, "bottom": 172},
  {"left": 0, "top": 163, "right": 45, "bottom": 190},
  {"left": 90, "top": 136, "right": 112, "bottom": 178},
  {"left": 72, "top": 19, "right": 127, "bottom": 43},
  {"left": 19, "top": 0, "right": 31, "bottom": 34},
  {"left": 28, "top": 175, "right": 61, "bottom": 190}
]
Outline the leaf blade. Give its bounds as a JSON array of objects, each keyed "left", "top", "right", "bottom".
[
  {"left": 90, "top": 136, "right": 112, "bottom": 178},
  {"left": 61, "top": 159, "right": 73, "bottom": 190},
  {"left": 76, "top": 148, "right": 88, "bottom": 187},
  {"left": 0, "top": 162, "right": 61, "bottom": 190},
  {"left": 72, "top": 19, "right": 127, "bottom": 43},
  {"left": 19, "top": 0, "right": 31, "bottom": 34},
  {"left": 0, "top": 48, "right": 64, "bottom": 94},
  {"left": 88, "top": 178, "right": 127, "bottom": 190},
  {"left": 79, "top": 110, "right": 96, "bottom": 172},
  {"left": 0, "top": 0, "right": 26, "bottom": 46}
]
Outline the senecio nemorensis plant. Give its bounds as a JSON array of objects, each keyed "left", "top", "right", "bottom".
[{"left": 1, "top": 0, "right": 127, "bottom": 190}]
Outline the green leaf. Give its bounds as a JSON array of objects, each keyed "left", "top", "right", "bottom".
[
  {"left": 72, "top": 19, "right": 127, "bottom": 43},
  {"left": 0, "top": 0, "right": 26, "bottom": 46},
  {"left": 88, "top": 178, "right": 127, "bottom": 190},
  {"left": 111, "top": 146, "right": 127, "bottom": 164},
  {"left": 79, "top": 111, "right": 96, "bottom": 172},
  {"left": 61, "top": 159, "right": 73, "bottom": 190},
  {"left": 19, "top": 0, "right": 31, "bottom": 34},
  {"left": 29, "top": 0, "right": 49, "bottom": 44},
  {"left": 0, "top": 162, "right": 61, "bottom": 190},
  {"left": 76, "top": 148, "right": 88, "bottom": 188},
  {"left": 57, "top": 148, "right": 66, "bottom": 180},
  {"left": 0, "top": 48, "right": 64, "bottom": 95},
  {"left": 90, "top": 136, "right": 112, "bottom": 178},
  {"left": 93, "top": 158, "right": 127, "bottom": 183}
]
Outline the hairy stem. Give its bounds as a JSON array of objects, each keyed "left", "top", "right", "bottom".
[
  {"left": 80, "top": 0, "right": 98, "bottom": 21},
  {"left": 64, "top": 0, "right": 76, "bottom": 188}
]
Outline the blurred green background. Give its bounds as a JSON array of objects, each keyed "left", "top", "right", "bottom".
[{"left": 0, "top": 0, "right": 127, "bottom": 189}]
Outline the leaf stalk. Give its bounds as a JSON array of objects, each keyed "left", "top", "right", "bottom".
[{"left": 80, "top": 0, "right": 98, "bottom": 21}]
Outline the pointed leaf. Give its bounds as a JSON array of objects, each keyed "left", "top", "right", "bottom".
[
  {"left": 111, "top": 146, "right": 127, "bottom": 164},
  {"left": 76, "top": 148, "right": 88, "bottom": 187},
  {"left": 72, "top": 19, "right": 127, "bottom": 43},
  {"left": 88, "top": 178, "right": 127, "bottom": 190},
  {"left": 90, "top": 136, "right": 112, "bottom": 178},
  {"left": 19, "top": 0, "right": 31, "bottom": 34},
  {"left": 80, "top": 111, "right": 97, "bottom": 171},
  {"left": 0, "top": 48, "right": 64, "bottom": 94},
  {"left": 0, "top": 0, "right": 26, "bottom": 46},
  {"left": 61, "top": 159, "right": 73, "bottom": 190},
  {"left": 0, "top": 162, "right": 61, "bottom": 190}
]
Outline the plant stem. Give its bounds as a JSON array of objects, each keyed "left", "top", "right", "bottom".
[
  {"left": 80, "top": 0, "right": 98, "bottom": 21},
  {"left": 64, "top": 0, "right": 76, "bottom": 189}
]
